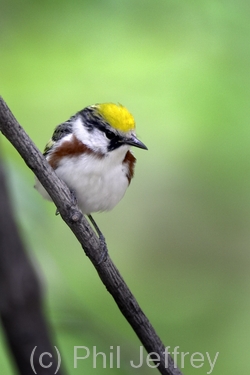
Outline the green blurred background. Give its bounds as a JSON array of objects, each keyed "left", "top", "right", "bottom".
[{"left": 1, "top": 0, "right": 250, "bottom": 374}]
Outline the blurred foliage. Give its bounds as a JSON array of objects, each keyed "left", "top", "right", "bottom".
[{"left": 1, "top": 0, "right": 250, "bottom": 374}]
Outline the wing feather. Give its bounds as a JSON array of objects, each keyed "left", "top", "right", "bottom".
[{"left": 43, "top": 118, "right": 74, "bottom": 156}]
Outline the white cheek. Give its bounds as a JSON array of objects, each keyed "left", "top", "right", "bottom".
[{"left": 73, "top": 117, "right": 108, "bottom": 153}]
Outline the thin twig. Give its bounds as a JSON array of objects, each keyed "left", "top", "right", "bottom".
[{"left": 0, "top": 97, "right": 183, "bottom": 375}]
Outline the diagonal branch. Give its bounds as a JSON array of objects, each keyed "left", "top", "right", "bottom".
[{"left": 0, "top": 97, "right": 183, "bottom": 375}]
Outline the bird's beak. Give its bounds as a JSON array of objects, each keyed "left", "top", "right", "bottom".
[{"left": 125, "top": 134, "right": 148, "bottom": 150}]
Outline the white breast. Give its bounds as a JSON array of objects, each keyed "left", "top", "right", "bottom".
[{"left": 51, "top": 145, "right": 130, "bottom": 214}]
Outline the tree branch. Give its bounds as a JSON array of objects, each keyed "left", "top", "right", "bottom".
[{"left": 0, "top": 97, "right": 183, "bottom": 375}]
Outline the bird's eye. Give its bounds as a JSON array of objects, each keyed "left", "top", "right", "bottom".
[{"left": 105, "top": 130, "right": 115, "bottom": 140}]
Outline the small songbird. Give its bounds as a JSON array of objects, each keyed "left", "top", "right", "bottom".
[{"left": 35, "top": 103, "right": 147, "bottom": 236}]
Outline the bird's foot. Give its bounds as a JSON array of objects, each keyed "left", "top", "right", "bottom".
[
  {"left": 88, "top": 214, "right": 108, "bottom": 264},
  {"left": 97, "top": 233, "right": 108, "bottom": 264},
  {"left": 70, "top": 189, "right": 78, "bottom": 206},
  {"left": 55, "top": 189, "right": 77, "bottom": 216}
]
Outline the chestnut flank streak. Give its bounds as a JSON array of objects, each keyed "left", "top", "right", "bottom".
[
  {"left": 48, "top": 135, "right": 136, "bottom": 184},
  {"left": 48, "top": 135, "right": 103, "bottom": 169},
  {"left": 123, "top": 151, "right": 136, "bottom": 184}
]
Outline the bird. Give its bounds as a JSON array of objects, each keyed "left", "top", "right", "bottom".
[{"left": 35, "top": 103, "right": 147, "bottom": 258}]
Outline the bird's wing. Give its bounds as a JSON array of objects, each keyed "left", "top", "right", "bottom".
[{"left": 43, "top": 118, "right": 74, "bottom": 157}]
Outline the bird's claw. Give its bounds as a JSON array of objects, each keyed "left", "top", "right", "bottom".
[
  {"left": 88, "top": 214, "right": 108, "bottom": 264},
  {"left": 97, "top": 234, "right": 108, "bottom": 264},
  {"left": 70, "top": 189, "right": 78, "bottom": 206},
  {"left": 55, "top": 189, "right": 77, "bottom": 216}
]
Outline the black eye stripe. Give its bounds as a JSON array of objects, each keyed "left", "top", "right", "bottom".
[
  {"left": 105, "top": 129, "right": 116, "bottom": 139},
  {"left": 108, "top": 136, "right": 124, "bottom": 151},
  {"left": 78, "top": 107, "right": 123, "bottom": 151}
]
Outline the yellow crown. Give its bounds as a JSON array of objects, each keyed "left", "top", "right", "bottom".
[{"left": 95, "top": 103, "right": 135, "bottom": 132}]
